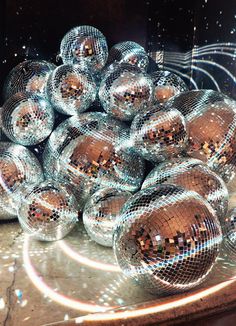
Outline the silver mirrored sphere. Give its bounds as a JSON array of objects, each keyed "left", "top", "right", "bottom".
[
  {"left": 151, "top": 70, "right": 188, "bottom": 104},
  {"left": 1, "top": 92, "right": 54, "bottom": 146},
  {"left": 142, "top": 157, "right": 229, "bottom": 221},
  {"left": 60, "top": 25, "right": 108, "bottom": 72},
  {"left": 3, "top": 60, "right": 56, "bottom": 101},
  {"left": 83, "top": 188, "right": 131, "bottom": 247},
  {"left": 99, "top": 63, "right": 154, "bottom": 121},
  {"left": 222, "top": 208, "right": 236, "bottom": 256},
  {"left": 168, "top": 90, "right": 236, "bottom": 182},
  {"left": 46, "top": 64, "right": 97, "bottom": 115},
  {"left": 0, "top": 142, "right": 44, "bottom": 220},
  {"left": 130, "top": 106, "right": 188, "bottom": 162},
  {"left": 114, "top": 184, "right": 222, "bottom": 295},
  {"left": 107, "top": 41, "right": 149, "bottom": 71},
  {"left": 43, "top": 112, "right": 145, "bottom": 200},
  {"left": 18, "top": 180, "right": 78, "bottom": 241}
]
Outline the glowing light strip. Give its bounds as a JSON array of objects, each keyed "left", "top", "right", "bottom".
[
  {"left": 58, "top": 241, "right": 121, "bottom": 272},
  {"left": 23, "top": 235, "right": 114, "bottom": 313},
  {"left": 76, "top": 278, "right": 236, "bottom": 322}
]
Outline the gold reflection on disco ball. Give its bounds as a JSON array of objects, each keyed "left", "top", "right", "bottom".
[
  {"left": 18, "top": 181, "right": 78, "bottom": 241},
  {"left": 114, "top": 184, "right": 222, "bottom": 295},
  {"left": 142, "top": 157, "right": 228, "bottom": 221}
]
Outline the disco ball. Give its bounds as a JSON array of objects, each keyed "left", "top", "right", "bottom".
[
  {"left": 151, "top": 70, "right": 188, "bottom": 104},
  {"left": 60, "top": 25, "right": 108, "bottom": 72},
  {"left": 168, "top": 90, "right": 236, "bottom": 182},
  {"left": 43, "top": 112, "right": 145, "bottom": 198},
  {"left": 83, "top": 187, "right": 131, "bottom": 247},
  {"left": 99, "top": 63, "right": 154, "bottom": 121},
  {"left": 142, "top": 157, "right": 229, "bottom": 221},
  {"left": 1, "top": 92, "right": 54, "bottom": 146},
  {"left": 0, "top": 142, "right": 44, "bottom": 220},
  {"left": 113, "top": 184, "right": 222, "bottom": 295},
  {"left": 18, "top": 180, "right": 78, "bottom": 241},
  {"left": 107, "top": 41, "right": 149, "bottom": 71},
  {"left": 46, "top": 64, "right": 97, "bottom": 115},
  {"left": 222, "top": 208, "right": 236, "bottom": 256},
  {"left": 130, "top": 105, "right": 188, "bottom": 162},
  {"left": 3, "top": 60, "right": 56, "bottom": 101}
]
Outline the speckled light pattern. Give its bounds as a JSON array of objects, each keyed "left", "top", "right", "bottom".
[
  {"left": 107, "top": 41, "right": 149, "bottom": 71},
  {"left": 142, "top": 157, "right": 229, "bottom": 221},
  {"left": 151, "top": 70, "right": 188, "bottom": 104},
  {"left": 1, "top": 92, "right": 54, "bottom": 146},
  {"left": 114, "top": 184, "right": 222, "bottom": 295},
  {"left": 99, "top": 63, "right": 154, "bottom": 121},
  {"left": 168, "top": 90, "right": 236, "bottom": 182},
  {"left": 46, "top": 64, "right": 97, "bottom": 115},
  {"left": 43, "top": 112, "right": 145, "bottom": 198},
  {"left": 18, "top": 181, "right": 78, "bottom": 241},
  {"left": 130, "top": 105, "right": 188, "bottom": 162},
  {"left": 3, "top": 60, "right": 56, "bottom": 101},
  {"left": 0, "top": 142, "right": 44, "bottom": 220},
  {"left": 60, "top": 25, "right": 108, "bottom": 72},
  {"left": 83, "top": 188, "right": 131, "bottom": 247}
]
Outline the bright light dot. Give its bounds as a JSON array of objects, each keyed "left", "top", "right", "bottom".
[
  {"left": 0, "top": 298, "right": 5, "bottom": 309},
  {"left": 22, "top": 45, "right": 26, "bottom": 49},
  {"left": 14, "top": 53, "right": 17, "bottom": 57}
]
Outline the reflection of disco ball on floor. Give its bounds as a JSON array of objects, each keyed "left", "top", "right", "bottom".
[
  {"left": 18, "top": 180, "right": 78, "bottom": 241},
  {"left": 114, "top": 184, "right": 222, "bottom": 295},
  {"left": 168, "top": 90, "right": 236, "bottom": 182},
  {"left": 1, "top": 92, "right": 54, "bottom": 146},
  {"left": 130, "top": 106, "right": 188, "bottom": 162},
  {"left": 83, "top": 187, "right": 131, "bottom": 247},
  {"left": 99, "top": 63, "right": 153, "bottom": 121},
  {"left": 151, "top": 70, "right": 188, "bottom": 104},
  {"left": 60, "top": 25, "right": 108, "bottom": 72},
  {"left": 0, "top": 142, "right": 43, "bottom": 220},
  {"left": 46, "top": 64, "right": 97, "bottom": 115},
  {"left": 142, "top": 157, "right": 229, "bottom": 221},
  {"left": 107, "top": 41, "right": 149, "bottom": 71},
  {"left": 43, "top": 112, "right": 145, "bottom": 199},
  {"left": 3, "top": 60, "right": 56, "bottom": 100}
]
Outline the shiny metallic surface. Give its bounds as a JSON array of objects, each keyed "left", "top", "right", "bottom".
[
  {"left": 46, "top": 64, "right": 97, "bottom": 115},
  {"left": 43, "top": 112, "right": 145, "bottom": 198},
  {"left": 18, "top": 180, "right": 78, "bottom": 241},
  {"left": 168, "top": 90, "right": 236, "bottom": 182},
  {"left": 3, "top": 60, "right": 56, "bottom": 100},
  {"left": 99, "top": 63, "right": 154, "bottom": 121},
  {"left": 130, "top": 106, "right": 188, "bottom": 162},
  {"left": 114, "top": 184, "right": 222, "bottom": 295},
  {"left": 60, "top": 25, "right": 108, "bottom": 72},
  {"left": 142, "top": 157, "right": 229, "bottom": 221},
  {"left": 0, "top": 142, "right": 44, "bottom": 220},
  {"left": 107, "top": 41, "right": 149, "bottom": 71},
  {"left": 222, "top": 208, "right": 236, "bottom": 256},
  {"left": 151, "top": 70, "right": 188, "bottom": 104},
  {"left": 1, "top": 92, "right": 54, "bottom": 146},
  {"left": 83, "top": 188, "right": 131, "bottom": 247}
]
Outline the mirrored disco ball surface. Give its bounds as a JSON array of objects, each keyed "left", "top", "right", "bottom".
[
  {"left": 113, "top": 184, "right": 222, "bottom": 295},
  {"left": 107, "top": 41, "right": 149, "bottom": 71},
  {"left": 3, "top": 60, "right": 56, "bottom": 101},
  {"left": 130, "top": 105, "right": 188, "bottom": 162},
  {"left": 0, "top": 142, "right": 43, "bottom": 220},
  {"left": 43, "top": 112, "right": 145, "bottom": 196},
  {"left": 151, "top": 70, "right": 188, "bottom": 104},
  {"left": 142, "top": 157, "right": 229, "bottom": 221},
  {"left": 1, "top": 92, "right": 54, "bottom": 146},
  {"left": 46, "top": 64, "right": 97, "bottom": 115},
  {"left": 83, "top": 187, "right": 131, "bottom": 247},
  {"left": 60, "top": 25, "right": 108, "bottom": 72},
  {"left": 99, "top": 63, "right": 154, "bottom": 121},
  {"left": 222, "top": 208, "right": 236, "bottom": 256},
  {"left": 18, "top": 180, "right": 78, "bottom": 241},
  {"left": 168, "top": 90, "right": 236, "bottom": 182}
]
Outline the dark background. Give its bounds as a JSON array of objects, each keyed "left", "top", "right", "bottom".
[{"left": 1, "top": 0, "right": 236, "bottom": 103}]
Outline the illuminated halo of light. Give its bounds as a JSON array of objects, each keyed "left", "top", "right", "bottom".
[
  {"left": 23, "top": 235, "right": 115, "bottom": 313},
  {"left": 58, "top": 240, "right": 121, "bottom": 272}
]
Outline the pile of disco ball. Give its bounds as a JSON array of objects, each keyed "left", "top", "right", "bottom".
[{"left": 1, "top": 25, "right": 236, "bottom": 296}]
